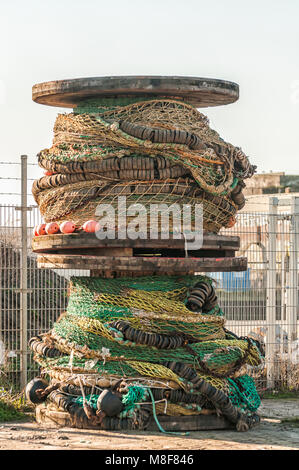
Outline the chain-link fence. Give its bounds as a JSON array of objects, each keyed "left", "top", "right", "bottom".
[
  {"left": 219, "top": 202, "right": 299, "bottom": 391},
  {"left": 0, "top": 158, "right": 298, "bottom": 392}
]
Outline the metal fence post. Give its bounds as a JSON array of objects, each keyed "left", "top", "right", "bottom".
[
  {"left": 266, "top": 197, "right": 278, "bottom": 389},
  {"left": 286, "top": 197, "right": 299, "bottom": 354},
  {"left": 20, "top": 155, "right": 28, "bottom": 389}
]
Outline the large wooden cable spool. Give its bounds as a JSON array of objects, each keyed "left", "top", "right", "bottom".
[{"left": 29, "top": 76, "right": 259, "bottom": 432}]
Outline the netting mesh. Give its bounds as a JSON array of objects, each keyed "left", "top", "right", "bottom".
[
  {"left": 30, "top": 275, "right": 263, "bottom": 428},
  {"left": 33, "top": 97, "right": 255, "bottom": 233},
  {"left": 28, "top": 93, "right": 262, "bottom": 430}
]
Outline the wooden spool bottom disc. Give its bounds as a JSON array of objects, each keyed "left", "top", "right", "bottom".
[
  {"left": 36, "top": 253, "right": 247, "bottom": 275},
  {"left": 36, "top": 403, "right": 234, "bottom": 432}
]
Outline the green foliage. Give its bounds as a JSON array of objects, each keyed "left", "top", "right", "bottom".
[
  {"left": 0, "top": 400, "right": 26, "bottom": 422},
  {"left": 0, "top": 389, "right": 33, "bottom": 423}
]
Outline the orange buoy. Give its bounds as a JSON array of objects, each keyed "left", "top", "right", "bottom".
[
  {"left": 45, "top": 222, "right": 60, "bottom": 234},
  {"left": 60, "top": 221, "right": 76, "bottom": 234},
  {"left": 82, "top": 220, "right": 100, "bottom": 233},
  {"left": 43, "top": 170, "right": 54, "bottom": 176},
  {"left": 37, "top": 223, "right": 47, "bottom": 235},
  {"left": 226, "top": 216, "right": 236, "bottom": 228},
  {"left": 33, "top": 225, "right": 39, "bottom": 236}
]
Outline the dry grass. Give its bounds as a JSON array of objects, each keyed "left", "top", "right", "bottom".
[{"left": 275, "top": 360, "right": 299, "bottom": 392}]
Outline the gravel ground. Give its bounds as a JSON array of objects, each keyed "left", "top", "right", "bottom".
[{"left": 0, "top": 399, "right": 298, "bottom": 451}]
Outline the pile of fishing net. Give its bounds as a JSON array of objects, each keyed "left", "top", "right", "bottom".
[
  {"left": 32, "top": 97, "right": 256, "bottom": 233},
  {"left": 28, "top": 275, "right": 264, "bottom": 432}
]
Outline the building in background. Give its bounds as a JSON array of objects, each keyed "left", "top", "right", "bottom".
[{"left": 244, "top": 172, "right": 299, "bottom": 196}]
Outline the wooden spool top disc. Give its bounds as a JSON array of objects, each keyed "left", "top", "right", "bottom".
[{"left": 32, "top": 75, "right": 239, "bottom": 108}]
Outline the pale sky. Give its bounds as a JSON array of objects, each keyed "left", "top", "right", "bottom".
[{"left": 0, "top": 0, "right": 298, "bottom": 204}]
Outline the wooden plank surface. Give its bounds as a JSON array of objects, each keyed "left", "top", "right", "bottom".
[
  {"left": 32, "top": 76, "right": 239, "bottom": 108},
  {"left": 36, "top": 253, "right": 247, "bottom": 272},
  {"left": 35, "top": 404, "right": 233, "bottom": 431},
  {"left": 32, "top": 232, "right": 240, "bottom": 253},
  {"left": 147, "top": 414, "right": 234, "bottom": 431}
]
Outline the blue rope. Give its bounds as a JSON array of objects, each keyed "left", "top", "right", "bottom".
[{"left": 147, "top": 388, "right": 189, "bottom": 436}]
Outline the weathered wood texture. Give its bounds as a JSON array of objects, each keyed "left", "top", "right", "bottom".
[
  {"left": 36, "top": 253, "right": 247, "bottom": 273},
  {"left": 32, "top": 232, "right": 240, "bottom": 254},
  {"left": 32, "top": 76, "right": 239, "bottom": 108},
  {"left": 35, "top": 404, "right": 234, "bottom": 431}
]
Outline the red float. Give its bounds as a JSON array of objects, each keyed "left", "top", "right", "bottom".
[
  {"left": 82, "top": 220, "right": 100, "bottom": 233},
  {"left": 45, "top": 222, "right": 60, "bottom": 234},
  {"left": 37, "top": 224, "right": 47, "bottom": 236},
  {"left": 60, "top": 221, "right": 76, "bottom": 234}
]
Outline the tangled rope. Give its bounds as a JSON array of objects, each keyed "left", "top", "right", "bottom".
[
  {"left": 33, "top": 97, "right": 256, "bottom": 232},
  {"left": 28, "top": 275, "right": 263, "bottom": 432}
]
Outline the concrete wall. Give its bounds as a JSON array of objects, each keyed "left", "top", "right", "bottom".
[{"left": 244, "top": 173, "right": 284, "bottom": 195}]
